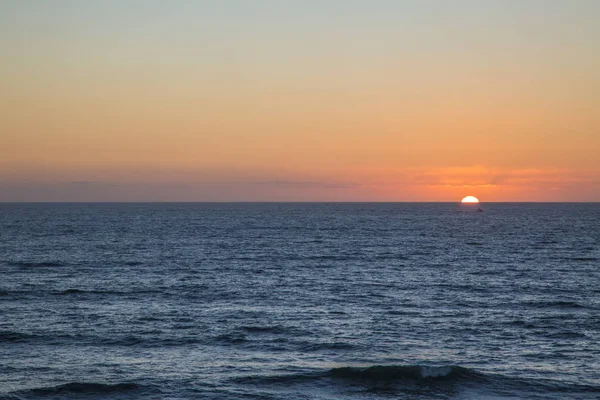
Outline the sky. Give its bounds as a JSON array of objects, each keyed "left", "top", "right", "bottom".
[{"left": 1, "top": 0, "right": 599, "bottom": 201}]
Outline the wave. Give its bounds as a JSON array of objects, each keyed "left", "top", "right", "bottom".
[
  {"left": 215, "top": 333, "right": 248, "bottom": 344},
  {"left": 57, "top": 289, "right": 122, "bottom": 296},
  {"left": 59, "top": 288, "right": 93, "bottom": 295},
  {"left": 15, "top": 382, "right": 139, "bottom": 397},
  {"left": 303, "top": 342, "right": 357, "bottom": 351},
  {"left": 0, "top": 331, "right": 33, "bottom": 343},
  {"left": 231, "top": 364, "right": 600, "bottom": 397},
  {"left": 241, "top": 325, "right": 288, "bottom": 334},
  {"left": 232, "top": 364, "right": 482, "bottom": 386},
  {"left": 0, "top": 288, "right": 163, "bottom": 299},
  {"left": 53, "top": 288, "right": 166, "bottom": 297},
  {"left": 96, "top": 335, "right": 204, "bottom": 347},
  {"left": 123, "top": 261, "right": 143, "bottom": 266},
  {"left": 0, "top": 330, "right": 206, "bottom": 348},
  {"left": 7, "top": 261, "right": 64, "bottom": 268},
  {"left": 544, "top": 330, "right": 588, "bottom": 339},
  {"left": 328, "top": 365, "right": 480, "bottom": 381},
  {"left": 212, "top": 330, "right": 355, "bottom": 352},
  {"left": 240, "top": 325, "right": 312, "bottom": 336},
  {"left": 525, "top": 300, "right": 585, "bottom": 309}
]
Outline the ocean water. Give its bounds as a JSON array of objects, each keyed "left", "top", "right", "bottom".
[{"left": 1, "top": 202, "right": 599, "bottom": 400}]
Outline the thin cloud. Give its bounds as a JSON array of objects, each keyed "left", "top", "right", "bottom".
[{"left": 253, "top": 180, "right": 361, "bottom": 189}]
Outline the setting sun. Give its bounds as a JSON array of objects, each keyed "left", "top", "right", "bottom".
[{"left": 461, "top": 196, "right": 480, "bottom": 203}]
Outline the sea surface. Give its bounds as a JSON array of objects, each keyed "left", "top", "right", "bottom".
[{"left": 1, "top": 203, "right": 599, "bottom": 399}]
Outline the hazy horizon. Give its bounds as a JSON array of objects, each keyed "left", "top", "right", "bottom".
[{"left": 2, "top": 200, "right": 599, "bottom": 204}]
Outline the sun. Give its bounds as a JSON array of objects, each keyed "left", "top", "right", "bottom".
[{"left": 461, "top": 196, "right": 479, "bottom": 203}]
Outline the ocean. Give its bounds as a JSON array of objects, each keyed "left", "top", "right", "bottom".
[{"left": 1, "top": 202, "right": 599, "bottom": 399}]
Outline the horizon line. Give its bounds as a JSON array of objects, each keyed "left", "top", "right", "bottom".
[{"left": 1, "top": 201, "right": 599, "bottom": 204}]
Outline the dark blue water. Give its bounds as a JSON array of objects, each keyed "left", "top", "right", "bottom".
[{"left": 1, "top": 203, "right": 599, "bottom": 399}]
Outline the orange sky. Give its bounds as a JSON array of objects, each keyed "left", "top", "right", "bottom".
[{"left": 1, "top": 1, "right": 599, "bottom": 201}]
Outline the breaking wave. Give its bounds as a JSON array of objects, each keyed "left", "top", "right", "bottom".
[
  {"left": 232, "top": 364, "right": 483, "bottom": 385},
  {"left": 231, "top": 364, "right": 600, "bottom": 398},
  {"left": 328, "top": 365, "right": 479, "bottom": 381}
]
